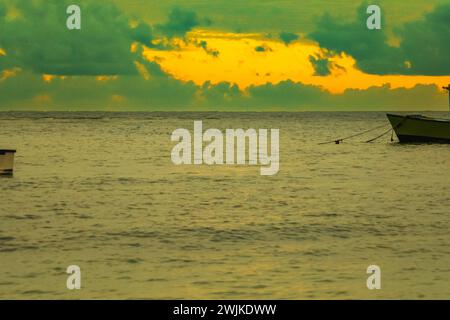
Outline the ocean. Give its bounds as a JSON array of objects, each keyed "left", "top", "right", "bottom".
[{"left": 0, "top": 112, "right": 449, "bottom": 299}]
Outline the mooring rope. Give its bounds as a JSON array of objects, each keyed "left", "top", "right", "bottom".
[
  {"left": 318, "top": 124, "right": 389, "bottom": 145},
  {"left": 365, "top": 127, "right": 394, "bottom": 143},
  {"left": 319, "top": 116, "right": 409, "bottom": 145},
  {"left": 366, "top": 117, "right": 408, "bottom": 143}
]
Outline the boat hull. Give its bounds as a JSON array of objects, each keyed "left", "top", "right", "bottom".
[{"left": 386, "top": 114, "right": 450, "bottom": 143}]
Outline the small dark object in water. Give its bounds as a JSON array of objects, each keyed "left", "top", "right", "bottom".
[
  {"left": 0, "top": 149, "right": 16, "bottom": 176},
  {"left": 318, "top": 123, "right": 389, "bottom": 145}
]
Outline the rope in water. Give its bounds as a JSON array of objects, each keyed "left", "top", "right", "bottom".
[
  {"left": 365, "top": 127, "right": 394, "bottom": 143},
  {"left": 366, "top": 117, "right": 409, "bottom": 143},
  {"left": 318, "top": 124, "right": 389, "bottom": 145}
]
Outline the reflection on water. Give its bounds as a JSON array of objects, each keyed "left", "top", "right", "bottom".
[{"left": 0, "top": 112, "right": 449, "bottom": 299}]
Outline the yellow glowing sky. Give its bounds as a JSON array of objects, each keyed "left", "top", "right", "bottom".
[
  {"left": 142, "top": 30, "right": 450, "bottom": 94},
  {"left": 3, "top": 29, "right": 449, "bottom": 98}
]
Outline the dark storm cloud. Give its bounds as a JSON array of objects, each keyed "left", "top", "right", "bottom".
[{"left": 309, "top": 2, "right": 450, "bottom": 75}]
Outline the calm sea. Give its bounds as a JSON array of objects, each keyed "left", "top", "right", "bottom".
[{"left": 0, "top": 112, "right": 449, "bottom": 299}]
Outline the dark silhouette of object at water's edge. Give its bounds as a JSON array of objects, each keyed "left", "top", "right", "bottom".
[{"left": 0, "top": 149, "right": 16, "bottom": 177}]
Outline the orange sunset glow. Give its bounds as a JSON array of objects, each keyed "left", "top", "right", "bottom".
[{"left": 141, "top": 30, "right": 450, "bottom": 94}]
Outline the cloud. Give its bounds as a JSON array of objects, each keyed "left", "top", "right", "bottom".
[
  {"left": 0, "top": 62, "right": 199, "bottom": 110},
  {"left": 254, "top": 44, "right": 272, "bottom": 52},
  {"left": 309, "top": 56, "right": 331, "bottom": 76},
  {"left": 155, "top": 7, "right": 202, "bottom": 38},
  {"left": 309, "top": 2, "right": 450, "bottom": 76},
  {"left": 0, "top": 0, "right": 448, "bottom": 112},
  {"left": 1, "top": 68, "right": 446, "bottom": 111},
  {"left": 196, "top": 40, "right": 220, "bottom": 57},
  {"left": 0, "top": 0, "right": 150, "bottom": 75},
  {"left": 0, "top": 1, "right": 207, "bottom": 76},
  {"left": 309, "top": 3, "right": 401, "bottom": 75},
  {"left": 395, "top": 3, "right": 450, "bottom": 75},
  {"left": 279, "top": 32, "right": 299, "bottom": 45},
  {"left": 244, "top": 82, "right": 447, "bottom": 110},
  {"left": 0, "top": 2, "right": 6, "bottom": 18},
  {"left": 131, "top": 23, "right": 154, "bottom": 46}
]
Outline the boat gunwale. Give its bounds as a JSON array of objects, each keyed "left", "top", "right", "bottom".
[{"left": 386, "top": 113, "right": 450, "bottom": 124}]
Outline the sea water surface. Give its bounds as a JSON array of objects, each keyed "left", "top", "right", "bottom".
[{"left": 0, "top": 112, "right": 449, "bottom": 299}]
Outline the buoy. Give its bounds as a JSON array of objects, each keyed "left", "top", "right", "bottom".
[{"left": 0, "top": 149, "right": 16, "bottom": 176}]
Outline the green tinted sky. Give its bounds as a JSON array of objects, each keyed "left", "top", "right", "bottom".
[
  {"left": 114, "top": 0, "right": 447, "bottom": 32},
  {"left": 0, "top": 0, "right": 449, "bottom": 111}
]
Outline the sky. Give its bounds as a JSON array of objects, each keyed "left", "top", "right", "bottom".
[{"left": 0, "top": 0, "right": 449, "bottom": 111}]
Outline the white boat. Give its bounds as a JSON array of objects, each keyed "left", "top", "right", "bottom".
[
  {"left": 0, "top": 149, "right": 16, "bottom": 176},
  {"left": 387, "top": 85, "right": 450, "bottom": 143}
]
